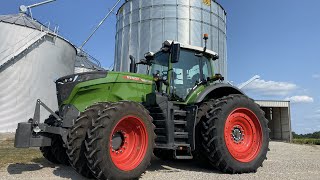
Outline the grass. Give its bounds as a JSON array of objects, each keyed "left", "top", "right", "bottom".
[
  {"left": 293, "top": 138, "right": 320, "bottom": 145},
  {"left": 0, "top": 140, "right": 43, "bottom": 168}
]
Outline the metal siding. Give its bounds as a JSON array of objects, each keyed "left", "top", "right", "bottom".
[
  {"left": 0, "top": 23, "right": 75, "bottom": 132},
  {"left": 115, "top": 0, "right": 227, "bottom": 79},
  {"left": 255, "top": 101, "right": 290, "bottom": 108}
]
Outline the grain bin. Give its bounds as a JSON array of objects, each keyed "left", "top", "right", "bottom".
[
  {"left": 114, "top": 0, "right": 227, "bottom": 79},
  {"left": 0, "top": 13, "right": 76, "bottom": 132}
]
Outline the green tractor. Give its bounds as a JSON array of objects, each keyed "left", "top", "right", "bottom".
[{"left": 15, "top": 37, "right": 269, "bottom": 179}]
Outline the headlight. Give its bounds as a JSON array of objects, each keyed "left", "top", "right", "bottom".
[{"left": 57, "top": 71, "right": 108, "bottom": 84}]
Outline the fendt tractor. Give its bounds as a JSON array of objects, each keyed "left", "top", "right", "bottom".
[{"left": 14, "top": 35, "right": 269, "bottom": 180}]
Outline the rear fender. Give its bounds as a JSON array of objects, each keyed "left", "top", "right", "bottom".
[{"left": 195, "top": 83, "right": 245, "bottom": 104}]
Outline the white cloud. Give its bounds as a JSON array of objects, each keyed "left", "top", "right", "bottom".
[
  {"left": 312, "top": 74, "right": 320, "bottom": 79},
  {"left": 285, "top": 96, "right": 314, "bottom": 104},
  {"left": 242, "top": 79, "right": 298, "bottom": 96}
]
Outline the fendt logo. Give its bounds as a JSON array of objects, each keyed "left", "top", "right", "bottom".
[{"left": 123, "top": 76, "right": 152, "bottom": 84}]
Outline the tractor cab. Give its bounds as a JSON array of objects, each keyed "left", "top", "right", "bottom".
[{"left": 140, "top": 39, "right": 222, "bottom": 102}]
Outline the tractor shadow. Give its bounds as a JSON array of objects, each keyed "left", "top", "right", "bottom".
[
  {"left": 147, "top": 157, "right": 222, "bottom": 174},
  {"left": 6, "top": 157, "right": 220, "bottom": 179},
  {"left": 7, "top": 157, "right": 89, "bottom": 180}
]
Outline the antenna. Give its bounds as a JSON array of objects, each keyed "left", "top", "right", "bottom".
[
  {"left": 19, "top": 0, "right": 56, "bottom": 18},
  {"left": 80, "top": 0, "right": 122, "bottom": 50},
  {"left": 238, "top": 75, "right": 260, "bottom": 89}
]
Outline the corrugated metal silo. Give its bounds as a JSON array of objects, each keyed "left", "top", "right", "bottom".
[
  {"left": 0, "top": 13, "right": 76, "bottom": 132},
  {"left": 114, "top": 0, "right": 227, "bottom": 79}
]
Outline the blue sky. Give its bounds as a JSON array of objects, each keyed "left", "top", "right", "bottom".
[{"left": 2, "top": 0, "right": 320, "bottom": 134}]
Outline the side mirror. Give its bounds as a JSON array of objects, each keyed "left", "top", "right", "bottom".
[
  {"left": 170, "top": 43, "right": 180, "bottom": 63},
  {"left": 136, "top": 59, "right": 151, "bottom": 66},
  {"left": 144, "top": 52, "right": 154, "bottom": 61}
]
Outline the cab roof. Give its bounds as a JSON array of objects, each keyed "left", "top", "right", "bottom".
[{"left": 164, "top": 40, "right": 219, "bottom": 59}]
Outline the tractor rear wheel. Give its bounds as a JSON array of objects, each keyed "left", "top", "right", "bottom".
[
  {"left": 198, "top": 95, "right": 269, "bottom": 173},
  {"left": 194, "top": 100, "right": 215, "bottom": 164},
  {"left": 40, "top": 113, "right": 69, "bottom": 165},
  {"left": 85, "top": 101, "right": 155, "bottom": 180},
  {"left": 66, "top": 103, "right": 110, "bottom": 178}
]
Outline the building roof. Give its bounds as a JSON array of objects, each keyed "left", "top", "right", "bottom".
[
  {"left": 255, "top": 100, "right": 290, "bottom": 108},
  {"left": 0, "top": 13, "right": 52, "bottom": 32}
]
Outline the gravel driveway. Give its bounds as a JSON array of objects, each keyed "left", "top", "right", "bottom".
[{"left": 0, "top": 142, "right": 319, "bottom": 180}]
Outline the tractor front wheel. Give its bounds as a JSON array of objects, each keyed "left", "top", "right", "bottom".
[
  {"left": 198, "top": 95, "right": 269, "bottom": 173},
  {"left": 85, "top": 101, "right": 155, "bottom": 180},
  {"left": 66, "top": 103, "right": 110, "bottom": 178}
]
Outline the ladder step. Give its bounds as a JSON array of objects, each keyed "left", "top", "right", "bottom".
[
  {"left": 174, "top": 132, "right": 188, "bottom": 139},
  {"left": 174, "top": 143, "right": 191, "bottom": 147},
  {"left": 174, "top": 110, "right": 187, "bottom": 116},
  {"left": 174, "top": 120, "right": 187, "bottom": 125},
  {"left": 175, "top": 155, "right": 193, "bottom": 160}
]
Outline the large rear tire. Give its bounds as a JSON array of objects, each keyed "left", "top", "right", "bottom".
[
  {"left": 66, "top": 103, "right": 110, "bottom": 178},
  {"left": 198, "top": 95, "right": 269, "bottom": 173},
  {"left": 194, "top": 100, "right": 215, "bottom": 164},
  {"left": 85, "top": 101, "right": 155, "bottom": 180}
]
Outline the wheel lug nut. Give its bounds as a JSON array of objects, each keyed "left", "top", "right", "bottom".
[
  {"left": 116, "top": 151, "right": 119, "bottom": 154},
  {"left": 120, "top": 150, "right": 123, "bottom": 153}
]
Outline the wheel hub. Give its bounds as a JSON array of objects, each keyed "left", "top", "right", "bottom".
[
  {"left": 111, "top": 131, "right": 125, "bottom": 151},
  {"left": 231, "top": 126, "right": 244, "bottom": 143}
]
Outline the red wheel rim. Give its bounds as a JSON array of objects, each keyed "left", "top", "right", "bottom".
[
  {"left": 224, "top": 108, "right": 263, "bottom": 163},
  {"left": 109, "top": 115, "right": 148, "bottom": 171}
]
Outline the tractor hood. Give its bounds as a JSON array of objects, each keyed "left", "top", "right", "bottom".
[
  {"left": 56, "top": 71, "right": 154, "bottom": 112},
  {"left": 56, "top": 71, "right": 108, "bottom": 105}
]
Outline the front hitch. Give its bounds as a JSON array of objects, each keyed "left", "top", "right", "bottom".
[{"left": 14, "top": 99, "right": 68, "bottom": 148}]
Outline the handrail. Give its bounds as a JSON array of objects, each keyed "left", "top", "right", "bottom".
[{"left": 0, "top": 31, "right": 47, "bottom": 70}]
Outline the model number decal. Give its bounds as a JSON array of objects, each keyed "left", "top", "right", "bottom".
[{"left": 123, "top": 76, "right": 152, "bottom": 84}]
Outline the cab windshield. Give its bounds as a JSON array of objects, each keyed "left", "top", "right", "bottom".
[{"left": 150, "top": 49, "right": 213, "bottom": 101}]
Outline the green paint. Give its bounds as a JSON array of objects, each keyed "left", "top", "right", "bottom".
[
  {"left": 185, "top": 85, "right": 206, "bottom": 104},
  {"left": 62, "top": 71, "right": 154, "bottom": 112}
]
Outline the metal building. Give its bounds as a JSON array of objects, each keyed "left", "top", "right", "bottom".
[
  {"left": 0, "top": 13, "right": 76, "bottom": 132},
  {"left": 114, "top": 0, "right": 227, "bottom": 79},
  {"left": 255, "top": 101, "right": 292, "bottom": 142}
]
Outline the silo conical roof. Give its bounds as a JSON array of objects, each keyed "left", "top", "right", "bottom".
[
  {"left": 75, "top": 50, "right": 103, "bottom": 71},
  {"left": 0, "top": 13, "right": 50, "bottom": 32}
]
